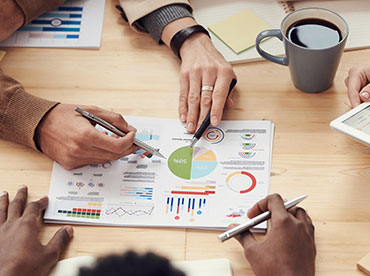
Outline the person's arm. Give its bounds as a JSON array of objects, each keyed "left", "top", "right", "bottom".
[
  {"left": 345, "top": 65, "right": 370, "bottom": 107},
  {"left": 0, "top": 186, "right": 73, "bottom": 276},
  {"left": 0, "top": 70, "right": 138, "bottom": 170},
  {"left": 0, "top": 0, "right": 23, "bottom": 41},
  {"left": 119, "top": 0, "right": 237, "bottom": 133},
  {"left": 0, "top": 0, "right": 67, "bottom": 41},
  {"left": 230, "top": 194, "right": 316, "bottom": 276}
]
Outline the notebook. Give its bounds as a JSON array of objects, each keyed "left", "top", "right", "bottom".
[{"left": 192, "top": 0, "right": 370, "bottom": 64}]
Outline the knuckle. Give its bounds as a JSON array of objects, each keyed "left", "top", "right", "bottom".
[
  {"left": 268, "top": 193, "right": 283, "bottom": 202},
  {"left": 112, "top": 113, "right": 123, "bottom": 122},
  {"left": 22, "top": 215, "right": 37, "bottom": 226},
  {"left": 201, "top": 95, "right": 212, "bottom": 107},
  {"left": 179, "top": 93, "right": 188, "bottom": 101},
  {"left": 219, "top": 66, "right": 233, "bottom": 75},
  {"left": 348, "top": 66, "right": 361, "bottom": 76},
  {"left": 188, "top": 94, "right": 200, "bottom": 104},
  {"left": 191, "top": 66, "right": 202, "bottom": 75}
]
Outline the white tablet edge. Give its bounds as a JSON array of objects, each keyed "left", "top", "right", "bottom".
[{"left": 330, "top": 102, "right": 370, "bottom": 146}]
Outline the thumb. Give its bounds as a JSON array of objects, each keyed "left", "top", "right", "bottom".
[{"left": 46, "top": 226, "right": 74, "bottom": 262}]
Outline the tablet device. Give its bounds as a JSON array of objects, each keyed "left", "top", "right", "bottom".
[{"left": 330, "top": 102, "right": 370, "bottom": 146}]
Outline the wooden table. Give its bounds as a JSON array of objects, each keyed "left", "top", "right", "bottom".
[{"left": 1, "top": 1, "right": 370, "bottom": 275}]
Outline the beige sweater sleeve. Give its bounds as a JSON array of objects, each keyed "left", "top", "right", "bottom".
[
  {"left": 15, "top": 0, "right": 66, "bottom": 24},
  {"left": 118, "top": 0, "right": 191, "bottom": 31},
  {"left": 0, "top": 69, "right": 58, "bottom": 150}
]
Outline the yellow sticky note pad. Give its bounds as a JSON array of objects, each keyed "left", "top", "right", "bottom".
[
  {"left": 208, "top": 9, "right": 270, "bottom": 54},
  {"left": 0, "top": 50, "right": 6, "bottom": 62}
]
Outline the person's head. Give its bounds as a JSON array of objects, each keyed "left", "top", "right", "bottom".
[{"left": 79, "top": 251, "right": 186, "bottom": 276}]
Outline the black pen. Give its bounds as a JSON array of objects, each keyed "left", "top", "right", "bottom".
[
  {"left": 75, "top": 107, "right": 166, "bottom": 159},
  {"left": 189, "top": 79, "right": 237, "bottom": 148}
]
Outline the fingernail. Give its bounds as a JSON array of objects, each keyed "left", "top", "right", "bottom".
[
  {"left": 180, "top": 114, "right": 186, "bottom": 123},
  {"left": 0, "top": 191, "right": 7, "bottom": 197},
  {"left": 211, "top": 116, "right": 218, "bottom": 125},
  {"left": 65, "top": 226, "right": 74, "bottom": 238},
  {"left": 18, "top": 185, "right": 27, "bottom": 191},
  {"left": 361, "top": 92, "right": 370, "bottom": 99},
  {"left": 187, "top": 122, "right": 194, "bottom": 131}
]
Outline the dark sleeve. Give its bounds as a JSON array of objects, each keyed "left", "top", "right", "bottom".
[
  {"left": 139, "top": 4, "right": 193, "bottom": 43},
  {"left": 0, "top": 69, "right": 59, "bottom": 150},
  {"left": 14, "top": 0, "right": 66, "bottom": 24}
]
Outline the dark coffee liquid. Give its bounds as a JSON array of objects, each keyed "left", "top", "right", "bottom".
[{"left": 286, "top": 18, "right": 342, "bottom": 49}]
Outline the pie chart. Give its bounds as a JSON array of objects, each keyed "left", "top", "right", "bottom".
[{"left": 168, "top": 146, "right": 217, "bottom": 180}]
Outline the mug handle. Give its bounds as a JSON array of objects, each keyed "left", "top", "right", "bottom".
[{"left": 256, "top": 29, "right": 288, "bottom": 66}]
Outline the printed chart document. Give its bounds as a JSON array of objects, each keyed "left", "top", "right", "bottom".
[
  {"left": 45, "top": 117, "right": 274, "bottom": 231},
  {"left": 0, "top": 0, "right": 105, "bottom": 49}
]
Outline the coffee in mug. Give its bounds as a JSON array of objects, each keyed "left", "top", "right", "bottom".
[{"left": 286, "top": 18, "right": 342, "bottom": 49}]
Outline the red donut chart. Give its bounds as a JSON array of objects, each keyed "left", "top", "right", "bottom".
[{"left": 226, "top": 171, "right": 257, "bottom": 194}]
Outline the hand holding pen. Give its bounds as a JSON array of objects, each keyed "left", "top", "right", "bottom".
[
  {"left": 227, "top": 194, "right": 316, "bottom": 276},
  {"left": 35, "top": 104, "right": 139, "bottom": 170}
]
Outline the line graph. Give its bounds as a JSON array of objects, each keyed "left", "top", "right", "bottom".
[{"left": 105, "top": 205, "right": 154, "bottom": 217}]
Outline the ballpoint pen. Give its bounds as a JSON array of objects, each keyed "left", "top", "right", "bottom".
[
  {"left": 218, "top": 194, "right": 307, "bottom": 242},
  {"left": 75, "top": 107, "right": 166, "bottom": 159},
  {"left": 189, "top": 78, "right": 237, "bottom": 148}
]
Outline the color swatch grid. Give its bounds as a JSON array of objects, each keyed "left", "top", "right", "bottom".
[{"left": 57, "top": 207, "right": 101, "bottom": 219}]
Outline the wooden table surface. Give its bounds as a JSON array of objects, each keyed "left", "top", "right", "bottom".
[{"left": 1, "top": 1, "right": 370, "bottom": 275}]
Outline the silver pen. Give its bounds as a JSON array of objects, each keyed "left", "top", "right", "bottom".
[
  {"left": 218, "top": 195, "right": 307, "bottom": 242},
  {"left": 75, "top": 107, "right": 166, "bottom": 159}
]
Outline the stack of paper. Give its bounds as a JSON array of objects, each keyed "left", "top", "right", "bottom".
[{"left": 45, "top": 117, "right": 274, "bottom": 232}]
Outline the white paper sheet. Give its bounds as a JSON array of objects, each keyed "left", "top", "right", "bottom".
[{"left": 45, "top": 117, "right": 274, "bottom": 231}]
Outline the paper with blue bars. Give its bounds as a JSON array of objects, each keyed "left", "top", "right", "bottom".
[{"left": 0, "top": 0, "right": 106, "bottom": 49}]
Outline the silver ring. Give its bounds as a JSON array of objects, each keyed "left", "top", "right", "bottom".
[{"left": 201, "top": 85, "right": 214, "bottom": 92}]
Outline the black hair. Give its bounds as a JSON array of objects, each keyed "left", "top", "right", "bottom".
[{"left": 79, "top": 251, "right": 186, "bottom": 276}]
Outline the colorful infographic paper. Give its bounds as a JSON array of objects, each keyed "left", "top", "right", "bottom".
[
  {"left": 45, "top": 117, "right": 274, "bottom": 231},
  {"left": 0, "top": 0, "right": 105, "bottom": 49}
]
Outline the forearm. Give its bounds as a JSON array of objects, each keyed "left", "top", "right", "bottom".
[
  {"left": 0, "top": 0, "right": 23, "bottom": 41},
  {"left": 0, "top": 69, "right": 58, "bottom": 150},
  {"left": 0, "top": 0, "right": 67, "bottom": 42}
]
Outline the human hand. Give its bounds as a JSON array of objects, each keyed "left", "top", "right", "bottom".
[
  {"left": 0, "top": 186, "right": 73, "bottom": 276},
  {"left": 35, "top": 104, "right": 139, "bottom": 170},
  {"left": 345, "top": 65, "right": 370, "bottom": 107},
  {"left": 179, "top": 33, "right": 237, "bottom": 133},
  {"left": 229, "top": 194, "right": 316, "bottom": 276}
]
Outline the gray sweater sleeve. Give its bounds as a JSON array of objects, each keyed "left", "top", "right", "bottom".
[{"left": 139, "top": 4, "right": 193, "bottom": 44}]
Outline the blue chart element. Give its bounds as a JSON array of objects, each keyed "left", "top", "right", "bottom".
[
  {"left": 136, "top": 133, "right": 160, "bottom": 141},
  {"left": 19, "top": 5, "right": 83, "bottom": 40},
  {"left": 31, "top": 20, "right": 81, "bottom": 25},
  {"left": 191, "top": 161, "right": 218, "bottom": 179},
  {"left": 122, "top": 187, "right": 153, "bottom": 200},
  {"left": 40, "top": 13, "right": 82, "bottom": 18}
]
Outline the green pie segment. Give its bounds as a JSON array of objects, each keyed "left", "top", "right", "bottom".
[{"left": 168, "top": 146, "right": 218, "bottom": 180}]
